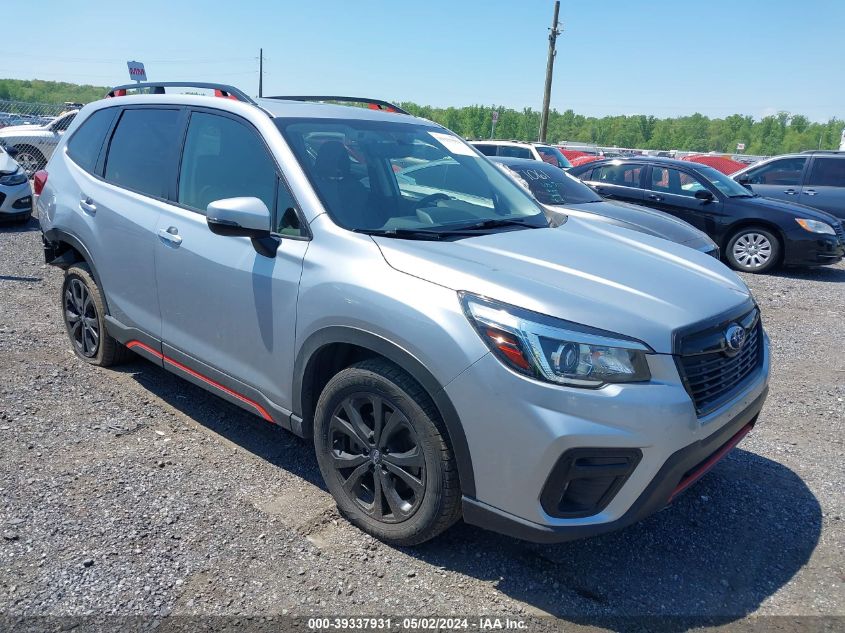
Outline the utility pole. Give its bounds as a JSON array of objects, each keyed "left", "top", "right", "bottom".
[
  {"left": 539, "top": 1, "right": 561, "bottom": 143},
  {"left": 258, "top": 48, "right": 264, "bottom": 98}
]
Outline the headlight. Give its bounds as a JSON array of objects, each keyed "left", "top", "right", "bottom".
[
  {"left": 795, "top": 218, "right": 835, "bottom": 235},
  {"left": 460, "top": 292, "right": 652, "bottom": 387},
  {"left": 0, "top": 169, "right": 27, "bottom": 186}
]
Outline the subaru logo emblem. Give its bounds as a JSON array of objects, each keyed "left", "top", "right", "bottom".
[{"left": 725, "top": 324, "right": 746, "bottom": 352}]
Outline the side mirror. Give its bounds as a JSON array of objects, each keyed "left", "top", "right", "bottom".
[
  {"left": 207, "top": 197, "right": 279, "bottom": 257},
  {"left": 736, "top": 174, "right": 753, "bottom": 189},
  {"left": 207, "top": 197, "right": 271, "bottom": 238},
  {"left": 694, "top": 189, "right": 715, "bottom": 202},
  {"left": 5, "top": 145, "right": 18, "bottom": 158}
]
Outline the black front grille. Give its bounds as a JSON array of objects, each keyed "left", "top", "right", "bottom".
[
  {"left": 0, "top": 192, "right": 6, "bottom": 206},
  {"left": 677, "top": 308, "right": 763, "bottom": 416},
  {"left": 834, "top": 221, "right": 845, "bottom": 245}
]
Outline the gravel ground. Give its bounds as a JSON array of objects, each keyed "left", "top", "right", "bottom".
[{"left": 0, "top": 217, "right": 843, "bottom": 631}]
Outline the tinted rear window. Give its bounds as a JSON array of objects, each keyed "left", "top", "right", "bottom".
[
  {"left": 807, "top": 158, "right": 845, "bottom": 187},
  {"left": 67, "top": 108, "right": 117, "bottom": 173},
  {"left": 104, "top": 109, "right": 180, "bottom": 198}
]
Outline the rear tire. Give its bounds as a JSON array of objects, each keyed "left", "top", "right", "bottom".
[
  {"left": 314, "top": 359, "right": 462, "bottom": 546},
  {"left": 61, "top": 263, "right": 131, "bottom": 367},
  {"left": 726, "top": 227, "right": 780, "bottom": 273}
]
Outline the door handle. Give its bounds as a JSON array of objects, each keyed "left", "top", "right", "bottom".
[
  {"left": 647, "top": 194, "right": 663, "bottom": 201},
  {"left": 803, "top": 189, "right": 817, "bottom": 196},
  {"left": 158, "top": 226, "right": 182, "bottom": 245},
  {"left": 783, "top": 188, "right": 797, "bottom": 195},
  {"left": 79, "top": 195, "right": 96, "bottom": 215}
]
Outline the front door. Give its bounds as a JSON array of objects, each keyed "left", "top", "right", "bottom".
[
  {"left": 741, "top": 156, "right": 807, "bottom": 204},
  {"left": 642, "top": 165, "right": 723, "bottom": 235},
  {"left": 155, "top": 109, "right": 309, "bottom": 412}
]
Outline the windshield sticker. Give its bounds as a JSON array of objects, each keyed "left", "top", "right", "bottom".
[{"left": 428, "top": 131, "right": 476, "bottom": 156}]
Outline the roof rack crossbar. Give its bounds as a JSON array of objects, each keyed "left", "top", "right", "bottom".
[
  {"left": 106, "top": 82, "right": 256, "bottom": 104},
  {"left": 265, "top": 95, "right": 409, "bottom": 115}
]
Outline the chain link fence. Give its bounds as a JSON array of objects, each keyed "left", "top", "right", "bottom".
[{"left": 0, "top": 99, "right": 84, "bottom": 175}]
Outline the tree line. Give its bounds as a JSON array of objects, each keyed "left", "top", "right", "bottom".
[
  {"left": 1, "top": 78, "right": 841, "bottom": 155},
  {"left": 398, "top": 104, "right": 842, "bottom": 155}
]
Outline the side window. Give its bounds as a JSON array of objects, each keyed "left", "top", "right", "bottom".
[
  {"left": 104, "top": 108, "right": 180, "bottom": 198},
  {"left": 498, "top": 146, "right": 531, "bottom": 159},
  {"left": 53, "top": 112, "right": 77, "bottom": 132},
  {"left": 651, "top": 167, "right": 706, "bottom": 197},
  {"left": 806, "top": 158, "right": 845, "bottom": 187},
  {"left": 66, "top": 108, "right": 117, "bottom": 173},
  {"left": 746, "top": 157, "right": 806, "bottom": 185},
  {"left": 578, "top": 167, "right": 596, "bottom": 181},
  {"left": 473, "top": 144, "right": 498, "bottom": 157},
  {"left": 594, "top": 164, "right": 643, "bottom": 187},
  {"left": 178, "top": 112, "right": 276, "bottom": 215}
]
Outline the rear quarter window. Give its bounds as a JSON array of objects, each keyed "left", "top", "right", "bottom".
[
  {"left": 807, "top": 158, "right": 845, "bottom": 187},
  {"left": 66, "top": 108, "right": 118, "bottom": 174},
  {"left": 104, "top": 108, "right": 181, "bottom": 199}
]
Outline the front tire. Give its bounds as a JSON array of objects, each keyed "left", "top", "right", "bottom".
[
  {"left": 62, "top": 263, "right": 130, "bottom": 366},
  {"left": 314, "top": 359, "right": 462, "bottom": 546},
  {"left": 726, "top": 227, "right": 780, "bottom": 273},
  {"left": 13, "top": 145, "right": 46, "bottom": 176}
]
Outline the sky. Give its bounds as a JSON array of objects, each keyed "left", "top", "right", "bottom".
[{"left": 2, "top": 0, "right": 843, "bottom": 122}]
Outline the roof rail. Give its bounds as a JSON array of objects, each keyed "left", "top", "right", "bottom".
[
  {"left": 106, "top": 82, "right": 256, "bottom": 104},
  {"left": 800, "top": 149, "right": 844, "bottom": 155},
  {"left": 265, "top": 95, "right": 409, "bottom": 115}
]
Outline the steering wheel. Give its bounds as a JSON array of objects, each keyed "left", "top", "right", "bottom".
[{"left": 414, "top": 192, "right": 452, "bottom": 209}]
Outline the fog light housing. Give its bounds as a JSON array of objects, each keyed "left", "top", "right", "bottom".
[
  {"left": 12, "top": 195, "right": 32, "bottom": 210},
  {"left": 541, "top": 448, "right": 642, "bottom": 518}
]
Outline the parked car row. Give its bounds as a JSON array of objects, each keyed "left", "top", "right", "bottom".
[
  {"left": 34, "top": 82, "right": 771, "bottom": 548},
  {"left": 0, "top": 142, "right": 33, "bottom": 223},
  {"left": 0, "top": 109, "right": 78, "bottom": 175},
  {"left": 569, "top": 157, "right": 844, "bottom": 273}
]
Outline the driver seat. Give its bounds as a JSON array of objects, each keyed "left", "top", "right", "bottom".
[{"left": 313, "top": 141, "right": 373, "bottom": 228}]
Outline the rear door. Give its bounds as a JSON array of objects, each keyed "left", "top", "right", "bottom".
[
  {"left": 580, "top": 162, "right": 646, "bottom": 202},
  {"left": 85, "top": 106, "right": 182, "bottom": 344},
  {"left": 155, "top": 108, "right": 309, "bottom": 411},
  {"left": 801, "top": 156, "right": 845, "bottom": 220},
  {"left": 740, "top": 156, "right": 807, "bottom": 203}
]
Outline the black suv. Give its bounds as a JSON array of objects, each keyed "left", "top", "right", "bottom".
[
  {"left": 732, "top": 151, "right": 845, "bottom": 220},
  {"left": 569, "top": 157, "right": 845, "bottom": 273}
]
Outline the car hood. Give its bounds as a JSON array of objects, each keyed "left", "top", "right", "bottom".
[
  {"left": 559, "top": 200, "right": 714, "bottom": 249},
  {"left": 373, "top": 218, "right": 752, "bottom": 354},
  {"left": 0, "top": 124, "right": 47, "bottom": 135},
  {"left": 736, "top": 195, "right": 842, "bottom": 224},
  {"left": 0, "top": 151, "right": 20, "bottom": 172}
]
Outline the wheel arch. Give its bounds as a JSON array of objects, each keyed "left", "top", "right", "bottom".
[
  {"left": 43, "top": 228, "right": 110, "bottom": 314},
  {"left": 294, "top": 326, "right": 476, "bottom": 498},
  {"left": 722, "top": 220, "right": 786, "bottom": 260}
]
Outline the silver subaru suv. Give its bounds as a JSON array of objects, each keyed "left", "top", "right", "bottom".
[{"left": 37, "top": 83, "right": 770, "bottom": 545}]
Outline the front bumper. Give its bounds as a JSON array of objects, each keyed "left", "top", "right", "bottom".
[
  {"left": 783, "top": 231, "right": 844, "bottom": 267},
  {"left": 0, "top": 180, "right": 33, "bottom": 221},
  {"left": 448, "top": 334, "right": 770, "bottom": 542}
]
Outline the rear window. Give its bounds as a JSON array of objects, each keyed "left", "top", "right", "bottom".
[
  {"left": 104, "top": 109, "right": 181, "bottom": 198},
  {"left": 67, "top": 108, "right": 117, "bottom": 173},
  {"left": 498, "top": 145, "right": 532, "bottom": 159},
  {"left": 507, "top": 164, "right": 601, "bottom": 205},
  {"left": 807, "top": 158, "right": 845, "bottom": 187},
  {"left": 473, "top": 144, "right": 498, "bottom": 157}
]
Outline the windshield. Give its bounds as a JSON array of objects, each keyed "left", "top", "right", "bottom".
[
  {"left": 502, "top": 163, "right": 601, "bottom": 205},
  {"left": 535, "top": 145, "right": 573, "bottom": 169},
  {"left": 277, "top": 119, "right": 548, "bottom": 234},
  {"left": 697, "top": 165, "right": 754, "bottom": 197}
]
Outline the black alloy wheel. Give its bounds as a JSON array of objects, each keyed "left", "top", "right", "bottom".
[
  {"left": 328, "top": 393, "right": 425, "bottom": 522},
  {"left": 64, "top": 277, "right": 99, "bottom": 357}
]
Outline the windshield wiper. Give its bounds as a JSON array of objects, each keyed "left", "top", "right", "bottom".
[
  {"left": 442, "top": 218, "right": 544, "bottom": 232},
  {"left": 357, "top": 228, "right": 448, "bottom": 240}
]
